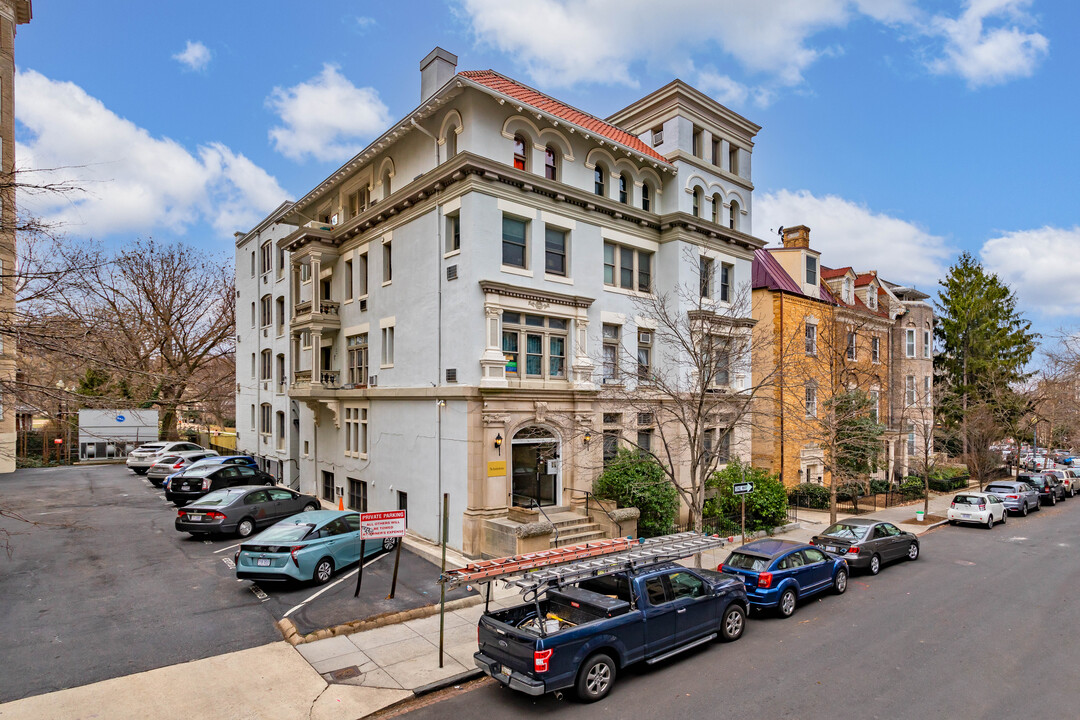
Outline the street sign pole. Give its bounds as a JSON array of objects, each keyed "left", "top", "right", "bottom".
[
  {"left": 353, "top": 538, "right": 367, "bottom": 597},
  {"left": 741, "top": 495, "right": 746, "bottom": 544},
  {"left": 387, "top": 538, "right": 403, "bottom": 599}
]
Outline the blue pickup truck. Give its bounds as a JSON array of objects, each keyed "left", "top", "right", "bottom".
[{"left": 474, "top": 562, "right": 748, "bottom": 702}]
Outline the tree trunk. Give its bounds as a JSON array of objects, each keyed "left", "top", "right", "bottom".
[{"left": 829, "top": 472, "right": 837, "bottom": 525}]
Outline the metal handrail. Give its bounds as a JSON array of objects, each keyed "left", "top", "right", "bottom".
[
  {"left": 531, "top": 499, "right": 559, "bottom": 547},
  {"left": 569, "top": 488, "right": 623, "bottom": 537}
]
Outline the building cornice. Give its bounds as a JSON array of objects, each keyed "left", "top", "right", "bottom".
[
  {"left": 479, "top": 280, "right": 595, "bottom": 310},
  {"left": 606, "top": 79, "right": 761, "bottom": 146},
  {"left": 668, "top": 151, "right": 754, "bottom": 192}
]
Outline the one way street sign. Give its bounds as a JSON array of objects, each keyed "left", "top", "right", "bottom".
[{"left": 733, "top": 482, "right": 754, "bottom": 495}]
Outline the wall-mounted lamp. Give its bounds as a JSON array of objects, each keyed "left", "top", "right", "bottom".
[
  {"left": 583, "top": 431, "right": 592, "bottom": 446},
  {"left": 494, "top": 433, "right": 503, "bottom": 455}
]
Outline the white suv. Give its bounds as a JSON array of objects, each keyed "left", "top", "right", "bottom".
[
  {"left": 1046, "top": 469, "right": 1077, "bottom": 498},
  {"left": 126, "top": 441, "right": 207, "bottom": 475}
]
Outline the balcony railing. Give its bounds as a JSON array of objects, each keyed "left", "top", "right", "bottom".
[
  {"left": 293, "top": 300, "right": 340, "bottom": 317},
  {"left": 291, "top": 369, "right": 340, "bottom": 388}
]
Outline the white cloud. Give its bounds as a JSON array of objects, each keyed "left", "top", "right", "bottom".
[
  {"left": 926, "top": 0, "right": 1048, "bottom": 87},
  {"left": 694, "top": 69, "right": 750, "bottom": 107},
  {"left": 981, "top": 226, "right": 1080, "bottom": 316},
  {"left": 15, "top": 69, "right": 288, "bottom": 239},
  {"left": 354, "top": 16, "right": 377, "bottom": 30},
  {"left": 267, "top": 64, "right": 391, "bottom": 162},
  {"left": 755, "top": 189, "right": 951, "bottom": 288},
  {"left": 173, "top": 40, "right": 211, "bottom": 72}
]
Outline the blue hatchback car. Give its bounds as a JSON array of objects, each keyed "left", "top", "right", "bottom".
[
  {"left": 719, "top": 539, "right": 848, "bottom": 618},
  {"left": 235, "top": 510, "right": 396, "bottom": 585}
]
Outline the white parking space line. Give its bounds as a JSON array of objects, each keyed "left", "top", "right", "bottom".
[
  {"left": 250, "top": 584, "right": 269, "bottom": 602},
  {"left": 222, "top": 557, "right": 236, "bottom": 570},
  {"left": 281, "top": 553, "right": 385, "bottom": 619},
  {"left": 213, "top": 542, "right": 242, "bottom": 554}
]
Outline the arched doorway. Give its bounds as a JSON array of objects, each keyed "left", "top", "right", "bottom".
[{"left": 511, "top": 426, "right": 560, "bottom": 508}]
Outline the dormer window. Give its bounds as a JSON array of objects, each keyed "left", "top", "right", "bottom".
[
  {"left": 842, "top": 277, "right": 853, "bottom": 304},
  {"left": 513, "top": 135, "right": 527, "bottom": 171},
  {"left": 806, "top": 255, "right": 818, "bottom": 287},
  {"left": 867, "top": 289, "right": 877, "bottom": 310}
]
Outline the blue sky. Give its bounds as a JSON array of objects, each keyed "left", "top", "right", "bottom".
[{"left": 13, "top": 0, "right": 1079, "bottom": 334}]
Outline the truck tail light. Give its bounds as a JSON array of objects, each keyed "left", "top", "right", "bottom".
[
  {"left": 534, "top": 648, "right": 553, "bottom": 673},
  {"left": 757, "top": 571, "right": 773, "bottom": 589}
]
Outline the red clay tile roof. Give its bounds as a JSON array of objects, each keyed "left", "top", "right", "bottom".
[
  {"left": 820, "top": 266, "right": 853, "bottom": 280},
  {"left": 854, "top": 272, "right": 877, "bottom": 287},
  {"left": 459, "top": 70, "right": 672, "bottom": 165}
]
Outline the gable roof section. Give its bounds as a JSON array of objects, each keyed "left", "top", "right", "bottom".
[
  {"left": 854, "top": 272, "right": 877, "bottom": 287},
  {"left": 752, "top": 249, "right": 802, "bottom": 293},
  {"left": 460, "top": 70, "right": 673, "bottom": 166},
  {"left": 820, "top": 266, "right": 853, "bottom": 280}
]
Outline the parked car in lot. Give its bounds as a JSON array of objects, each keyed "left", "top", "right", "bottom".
[
  {"left": 947, "top": 492, "right": 1007, "bottom": 528},
  {"left": 475, "top": 563, "right": 747, "bottom": 702},
  {"left": 718, "top": 539, "right": 847, "bottom": 618},
  {"left": 175, "top": 486, "right": 320, "bottom": 537},
  {"left": 1019, "top": 473, "right": 1065, "bottom": 506},
  {"left": 166, "top": 464, "right": 276, "bottom": 505},
  {"left": 146, "top": 451, "right": 219, "bottom": 486},
  {"left": 235, "top": 510, "right": 395, "bottom": 585},
  {"left": 983, "top": 480, "right": 1040, "bottom": 516},
  {"left": 126, "top": 441, "right": 206, "bottom": 475},
  {"left": 1044, "top": 469, "right": 1077, "bottom": 498},
  {"left": 163, "top": 455, "right": 259, "bottom": 490},
  {"left": 810, "top": 518, "right": 919, "bottom": 575}
]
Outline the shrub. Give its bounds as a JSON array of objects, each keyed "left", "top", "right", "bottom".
[
  {"left": 930, "top": 464, "right": 968, "bottom": 480},
  {"left": 788, "top": 482, "right": 830, "bottom": 509},
  {"left": 593, "top": 450, "right": 679, "bottom": 538},
  {"left": 708, "top": 459, "right": 789, "bottom": 532},
  {"left": 869, "top": 479, "right": 891, "bottom": 494},
  {"left": 900, "top": 477, "right": 926, "bottom": 500}
]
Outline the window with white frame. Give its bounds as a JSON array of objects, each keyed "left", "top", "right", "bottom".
[
  {"left": 637, "top": 329, "right": 653, "bottom": 381},
  {"left": 250, "top": 302, "right": 256, "bottom": 328},
  {"left": 260, "top": 242, "right": 273, "bottom": 275},
  {"left": 906, "top": 375, "right": 916, "bottom": 405},
  {"left": 260, "top": 295, "right": 272, "bottom": 327},
  {"left": 250, "top": 353, "right": 256, "bottom": 378},
  {"left": 709, "top": 345, "right": 730, "bottom": 388},
  {"left": 699, "top": 256, "right": 714, "bottom": 299},
  {"left": 924, "top": 376, "right": 932, "bottom": 405},
  {"left": 347, "top": 333, "right": 368, "bottom": 385},
  {"left": 345, "top": 259, "right": 353, "bottom": 299},
  {"left": 846, "top": 331, "right": 857, "bottom": 361},
  {"left": 842, "top": 277, "right": 853, "bottom": 304},
  {"left": 641, "top": 183, "right": 651, "bottom": 212},
  {"left": 805, "top": 385, "right": 817, "bottom": 417},
  {"left": 501, "top": 312, "right": 567, "bottom": 380},
  {"left": 357, "top": 252, "right": 368, "bottom": 297},
  {"left": 276, "top": 354, "right": 286, "bottom": 390},
  {"left": 446, "top": 213, "right": 461, "bottom": 253},
  {"left": 383, "top": 242, "right": 393, "bottom": 283},
  {"left": 544, "top": 147, "right": 557, "bottom": 180},
  {"left": 545, "top": 226, "right": 568, "bottom": 276},
  {"left": 867, "top": 289, "right": 877, "bottom": 310},
  {"left": 923, "top": 328, "right": 931, "bottom": 359},
  {"left": 805, "top": 322, "right": 817, "bottom": 355},
  {"left": 618, "top": 174, "right": 628, "bottom": 204},
  {"left": 869, "top": 389, "right": 880, "bottom": 423},
  {"left": 381, "top": 325, "right": 395, "bottom": 367},
  {"left": 275, "top": 411, "right": 285, "bottom": 450},
  {"left": 250, "top": 251, "right": 255, "bottom": 277},
  {"left": 907, "top": 423, "right": 916, "bottom": 456},
  {"left": 871, "top": 336, "right": 880, "bottom": 363},
  {"left": 260, "top": 350, "right": 271, "bottom": 380},
  {"left": 604, "top": 242, "right": 652, "bottom": 293},
  {"left": 805, "top": 254, "right": 817, "bottom": 287},
  {"left": 502, "top": 215, "right": 528, "bottom": 269},
  {"left": 260, "top": 403, "right": 272, "bottom": 435},
  {"left": 344, "top": 406, "right": 368, "bottom": 457},
  {"left": 601, "top": 324, "right": 619, "bottom": 383},
  {"left": 906, "top": 329, "right": 916, "bottom": 358},
  {"left": 275, "top": 297, "right": 285, "bottom": 335},
  {"left": 250, "top": 404, "right": 255, "bottom": 430},
  {"left": 347, "top": 187, "right": 369, "bottom": 218},
  {"left": 720, "top": 262, "right": 733, "bottom": 303}
]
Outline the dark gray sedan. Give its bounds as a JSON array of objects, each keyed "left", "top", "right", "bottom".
[
  {"left": 810, "top": 518, "right": 919, "bottom": 575},
  {"left": 175, "top": 486, "right": 321, "bottom": 538},
  {"left": 984, "top": 480, "right": 1040, "bottom": 516}
]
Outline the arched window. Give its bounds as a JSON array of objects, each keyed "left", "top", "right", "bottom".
[
  {"left": 544, "top": 146, "right": 557, "bottom": 180},
  {"left": 618, "top": 174, "right": 628, "bottom": 204},
  {"left": 692, "top": 188, "right": 702, "bottom": 217},
  {"left": 445, "top": 129, "right": 457, "bottom": 159},
  {"left": 711, "top": 193, "right": 722, "bottom": 223},
  {"left": 513, "top": 135, "right": 527, "bottom": 170},
  {"left": 380, "top": 167, "right": 392, "bottom": 200},
  {"left": 641, "top": 183, "right": 651, "bottom": 212},
  {"left": 594, "top": 166, "right": 606, "bottom": 196},
  {"left": 729, "top": 200, "right": 739, "bottom": 230}
]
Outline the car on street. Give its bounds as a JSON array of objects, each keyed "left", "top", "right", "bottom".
[
  {"left": 983, "top": 480, "right": 1040, "bottom": 516},
  {"left": 163, "top": 454, "right": 259, "bottom": 490},
  {"left": 125, "top": 441, "right": 207, "bottom": 475},
  {"left": 947, "top": 492, "right": 1007, "bottom": 528},
  {"left": 166, "top": 464, "right": 276, "bottom": 505},
  {"left": 809, "top": 518, "right": 919, "bottom": 575},
  {"left": 1019, "top": 473, "right": 1065, "bottom": 506},
  {"left": 718, "top": 539, "right": 848, "bottom": 618},
  {"left": 175, "top": 486, "right": 321, "bottom": 537},
  {"left": 146, "top": 451, "right": 219, "bottom": 486},
  {"left": 1043, "top": 469, "right": 1077, "bottom": 498},
  {"left": 234, "top": 510, "right": 396, "bottom": 585}
]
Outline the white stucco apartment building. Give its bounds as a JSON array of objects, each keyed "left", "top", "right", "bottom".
[{"left": 236, "top": 48, "right": 766, "bottom": 557}]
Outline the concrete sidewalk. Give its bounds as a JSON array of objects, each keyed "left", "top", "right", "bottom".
[{"left": 0, "top": 496, "right": 955, "bottom": 720}]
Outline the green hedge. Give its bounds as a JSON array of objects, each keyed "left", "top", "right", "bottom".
[
  {"left": 788, "top": 482, "right": 830, "bottom": 509},
  {"left": 900, "top": 477, "right": 926, "bottom": 499},
  {"left": 593, "top": 450, "right": 679, "bottom": 538},
  {"left": 705, "top": 459, "right": 789, "bottom": 532},
  {"left": 928, "top": 475, "right": 969, "bottom": 492}
]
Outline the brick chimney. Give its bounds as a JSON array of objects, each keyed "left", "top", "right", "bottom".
[{"left": 781, "top": 225, "right": 811, "bottom": 249}]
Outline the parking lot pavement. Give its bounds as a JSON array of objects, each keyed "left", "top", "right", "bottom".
[{"left": 0, "top": 463, "right": 472, "bottom": 703}]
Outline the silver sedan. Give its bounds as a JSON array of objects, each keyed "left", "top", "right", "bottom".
[{"left": 984, "top": 480, "right": 1040, "bottom": 516}]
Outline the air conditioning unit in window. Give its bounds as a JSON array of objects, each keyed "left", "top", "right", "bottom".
[
  {"left": 638, "top": 331, "right": 653, "bottom": 344},
  {"left": 368, "top": 374, "right": 378, "bottom": 387},
  {"left": 359, "top": 298, "right": 367, "bottom": 312}
]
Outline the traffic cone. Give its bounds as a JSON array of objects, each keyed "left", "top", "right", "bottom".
[{"left": 338, "top": 496, "right": 344, "bottom": 511}]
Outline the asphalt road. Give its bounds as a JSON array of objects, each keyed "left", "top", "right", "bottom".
[
  {"left": 398, "top": 500, "right": 1080, "bottom": 720},
  {"left": 0, "top": 464, "right": 457, "bottom": 702}
]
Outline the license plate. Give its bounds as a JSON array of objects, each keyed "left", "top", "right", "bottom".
[
  {"left": 189, "top": 514, "right": 203, "bottom": 522},
  {"left": 256, "top": 558, "right": 271, "bottom": 567},
  {"left": 826, "top": 545, "right": 839, "bottom": 553},
  {"left": 499, "top": 665, "right": 511, "bottom": 678},
  {"left": 961, "top": 513, "right": 971, "bottom": 518},
  {"left": 180, "top": 484, "right": 189, "bottom": 490}
]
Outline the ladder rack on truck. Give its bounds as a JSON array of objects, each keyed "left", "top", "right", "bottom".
[{"left": 440, "top": 532, "right": 728, "bottom": 598}]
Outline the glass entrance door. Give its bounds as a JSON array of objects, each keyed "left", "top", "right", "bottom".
[{"left": 510, "top": 427, "right": 559, "bottom": 507}]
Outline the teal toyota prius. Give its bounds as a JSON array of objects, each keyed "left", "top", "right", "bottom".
[{"left": 235, "top": 510, "right": 397, "bottom": 585}]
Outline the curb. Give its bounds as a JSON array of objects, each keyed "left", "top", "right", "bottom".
[
  {"left": 412, "top": 668, "right": 484, "bottom": 697},
  {"left": 276, "top": 594, "right": 484, "bottom": 646},
  {"left": 915, "top": 519, "right": 950, "bottom": 535}
]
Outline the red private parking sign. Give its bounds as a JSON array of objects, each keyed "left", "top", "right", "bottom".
[{"left": 359, "top": 510, "right": 407, "bottom": 539}]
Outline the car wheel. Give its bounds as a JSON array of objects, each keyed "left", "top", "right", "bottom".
[
  {"left": 236, "top": 518, "right": 255, "bottom": 538},
  {"left": 985, "top": 514, "right": 994, "bottom": 530},
  {"left": 1051, "top": 495, "right": 1057, "bottom": 506},
  {"left": 575, "top": 653, "right": 616, "bottom": 703},
  {"left": 1034, "top": 499, "right": 1042, "bottom": 511},
  {"left": 719, "top": 604, "right": 745, "bottom": 642},
  {"left": 302, "top": 503, "right": 319, "bottom": 512},
  {"left": 869, "top": 554, "right": 881, "bottom": 576},
  {"left": 313, "top": 557, "right": 335, "bottom": 585},
  {"left": 1000, "top": 510, "right": 1007, "bottom": 525},
  {"left": 1070, "top": 487, "right": 1075, "bottom": 498},
  {"left": 1020, "top": 503, "right": 1028, "bottom": 517},
  {"left": 907, "top": 542, "right": 920, "bottom": 561},
  {"left": 382, "top": 536, "right": 398, "bottom": 552},
  {"left": 833, "top": 569, "right": 848, "bottom": 594},
  {"left": 777, "top": 589, "right": 797, "bottom": 618},
  {"left": 948, "top": 519, "right": 956, "bottom": 526}
]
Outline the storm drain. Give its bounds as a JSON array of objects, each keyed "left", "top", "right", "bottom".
[{"left": 329, "top": 666, "right": 362, "bottom": 682}]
